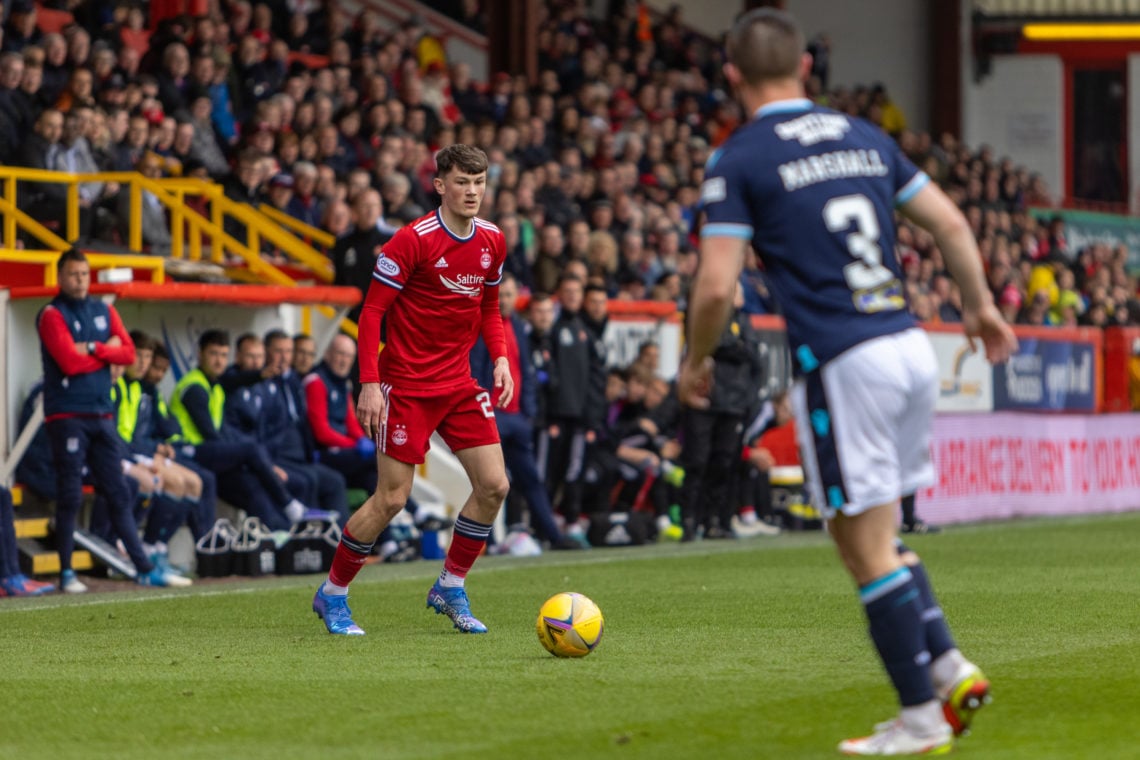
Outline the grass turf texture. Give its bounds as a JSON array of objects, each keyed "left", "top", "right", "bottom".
[{"left": 2, "top": 513, "right": 1138, "bottom": 759}]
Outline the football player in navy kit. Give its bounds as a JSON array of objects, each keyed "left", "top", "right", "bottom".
[{"left": 678, "top": 9, "right": 1017, "bottom": 756}]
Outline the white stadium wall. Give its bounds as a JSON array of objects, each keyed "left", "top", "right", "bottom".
[{"left": 960, "top": 54, "right": 1064, "bottom": 202}]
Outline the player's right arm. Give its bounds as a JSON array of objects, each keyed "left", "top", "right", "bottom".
[
  {"left": 38, "top": 307, "right": 105, "bottom": 375},
  {"left": 680, "top": 146, "right": 752, "bottom": 408},
  {"left": 899, "top": 183, "right": 1018, "bottom": 364},
  {"left": 356, "top": 226, "right": 417, "bottom": 439}
]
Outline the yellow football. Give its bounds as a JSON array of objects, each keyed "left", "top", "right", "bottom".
[{"left": 535, "top": 592, "right": 604, "bottom": 658}]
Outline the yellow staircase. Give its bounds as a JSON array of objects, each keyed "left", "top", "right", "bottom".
[
  {"left": 0, "top": 166, "right": 360, "bottom": 337},
  {"left": 10, "top": 486, "right": 94, "bottom": 576}
]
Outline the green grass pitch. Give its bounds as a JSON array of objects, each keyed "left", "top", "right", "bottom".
[{"left": 2, "top": 513, "right": 1139, "bottom": 759}]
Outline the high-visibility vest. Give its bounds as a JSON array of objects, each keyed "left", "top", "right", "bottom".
[
  {"left": 169, "top": 368, "right": 224, "bottom": 445},
  {"left": 114, "top": 376, "right": 143, "bottom": 442}
]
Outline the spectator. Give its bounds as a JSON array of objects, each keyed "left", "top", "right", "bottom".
[
  {"left": 542, "top": 275, "right": 593, "bottom": 541},
  {"left": 39, "top": 33, "right": 69, "bottom": 105},
  {"left": 36, "top": 249, "right": 183, "bottom": 592},
  {"left": 331, "top": 189, "right": 392, "bottom": 321},
  {"left": 678, "top": 283, "right": 765, "bottom": 539},
  {"left": 3, "top": 2, "right": 42, "bottom": 53},
  {"left": 533, "top": 224, "right": 567, "bottom": 294},
  {"left": 113, "top": 112, "right": 151, "bottom": 171},
  {"left": 287, "top": 161, "right": 322, "bottom": 227},
  {"left": 19, "top": 109, "right": 68, "bottom": 231},
  {"left": 472, "top": 273, "right": 580, "bottom": 550},
  {"left": 119, "top": 151, "right": 173, "bottom": 253},
  {"left": 186, "top": 91, "right": 229, "bottom": 176},
  {"left": 222, "top": 148, "right": 266, "bottom": 245}
]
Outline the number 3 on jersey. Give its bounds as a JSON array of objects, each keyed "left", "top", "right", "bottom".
[
  {"left": 823, "top": 194, "right": 894, "bottom": 292},
  {"left": 476, "top": 391, "right": 495, "bottom": 418}
]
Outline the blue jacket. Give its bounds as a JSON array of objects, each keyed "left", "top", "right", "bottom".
[{"left": 470, "top": 313, "right": 537, "bottom": 421}]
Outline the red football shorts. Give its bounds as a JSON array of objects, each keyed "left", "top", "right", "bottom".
[{"left": 377, "top": 379, "right": 500, "bottom": 464}]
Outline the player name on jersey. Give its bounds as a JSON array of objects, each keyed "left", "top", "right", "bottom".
[{"left": 777, "top": 149, "right": 889, "bottom": 192}]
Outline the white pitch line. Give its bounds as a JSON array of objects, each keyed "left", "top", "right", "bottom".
[{"left": 0, "top": 538, "right": 809, "bottom": 615}]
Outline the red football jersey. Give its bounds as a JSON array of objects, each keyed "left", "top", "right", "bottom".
[{"left": 359, "top": 209, "right": 507, "bottom": 391}]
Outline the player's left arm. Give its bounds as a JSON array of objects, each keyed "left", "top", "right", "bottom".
[
  {"left": 95, "top": 307, "right": 137, "bottom": 366},
  {"left": 481, "top": 234, "right": 513, "bottom": 408}
]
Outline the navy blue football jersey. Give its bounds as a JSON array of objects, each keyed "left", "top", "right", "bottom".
[{"left": 700, "top": 99, "right": 926, "bottom": 374}]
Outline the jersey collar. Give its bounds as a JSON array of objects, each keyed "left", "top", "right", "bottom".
[
  {"left": 754, "top": 98, "right": 813, "bottom": 120},
  {"left": 436, "top": 208, "right": 475, "bottom": 242}
]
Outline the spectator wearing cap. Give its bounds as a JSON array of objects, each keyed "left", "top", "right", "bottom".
[
  {"left": 97, "top": 71, "right": 129, "bottom": 108},
  {"left": 265, "top": 172, "right": 295, "bottom": 214},
  {"left": 3, "top": 1, "right": 41, "bottom": 53}
]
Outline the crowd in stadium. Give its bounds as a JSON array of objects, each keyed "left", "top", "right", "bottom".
[
  {"left": 1, "top": 0, "right": 1136, "bottom": 596},
  {"left": 2, "top": 0, "right": 1135, "bottom": 327}
]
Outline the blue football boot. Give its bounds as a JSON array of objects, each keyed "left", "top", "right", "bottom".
[
  {"left": 426, "top": 581, "right": 488, "bottom": 633},
  {"left": 313, "top": 585, "right": 366, "bottom": 635}
]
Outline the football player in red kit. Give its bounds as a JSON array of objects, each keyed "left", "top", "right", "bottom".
[{"left": 312, "top": 144, "right": 514, "bottom": 635}]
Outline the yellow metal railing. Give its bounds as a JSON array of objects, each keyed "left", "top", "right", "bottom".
[
  {"left": 0, "top": 249, "right": 166, "bottom": 286},
  {"left": 0, "top": 166, "right": 358, "bottom": 334}
]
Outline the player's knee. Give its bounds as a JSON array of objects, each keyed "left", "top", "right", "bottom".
[
  {"left": 478, "top": 475, "right": 510, "bottom": 506},
  {"left": 368, "top": 489, "right": 408, "bottom": 521},
  {"left": 163, "top": 472, "right": 187, "bottom": 499},
  {"left": 131, "top": 471, "right": 156, "bottom": 495}
]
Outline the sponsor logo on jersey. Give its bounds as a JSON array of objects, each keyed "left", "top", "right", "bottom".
[
  {"left": 480, "top": 249, "right": 492, "bottom": 269},
  {"left": 440, "top": 273, "right": 483, "bottom": 297},
  {"left": 774, "top": 113, "right": 851, "bottom": 146},
  {"left": 700, "top": 177, "right": 726, "bottom": 205},
  {"left": 435, "top": 256, "right": 449, "bottom": 268},
  {"left": 376, "top": 255, "right": 400, "bottom": 277}
]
